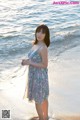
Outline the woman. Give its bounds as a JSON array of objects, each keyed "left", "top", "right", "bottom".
[{"left": 21, "top": 24, "right": 50, "bottom": 120}]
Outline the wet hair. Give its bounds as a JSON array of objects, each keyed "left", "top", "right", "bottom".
[{"left": 32, "top": 24, "right": 50, "bottom": 47}]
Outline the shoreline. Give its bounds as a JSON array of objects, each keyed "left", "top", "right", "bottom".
[
  {"left": 48, "top": 45, "right": 80, "bottom": 116},
  {"left": 0, "top": 45, "right": 80, "bottom": 120}
]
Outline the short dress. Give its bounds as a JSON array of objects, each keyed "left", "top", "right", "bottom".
[{"left": 23, "top": 45, "right": 49, "bottom": 104}]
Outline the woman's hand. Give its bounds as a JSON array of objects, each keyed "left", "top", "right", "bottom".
[{"left": 21, "top": 59, "right": 30, "bottom": 66}]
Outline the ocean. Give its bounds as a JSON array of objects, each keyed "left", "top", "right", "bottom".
[{"left": 0, "top": 0, "right": 80, "bottom": 119}]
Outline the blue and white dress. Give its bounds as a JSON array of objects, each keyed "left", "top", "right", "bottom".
[{"left": 23, "top": 45, "right": 49, "bottom": 104}]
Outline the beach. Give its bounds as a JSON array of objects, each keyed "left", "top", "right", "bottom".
[
  {"left": 0, "top": 0, "right": 80, "bottom": 119},
  {"left": 56, "top": 116, "right": 80, "bottom": 120},
  {"left": 0, "top": 45, "right": 80, "bottom": 120}
]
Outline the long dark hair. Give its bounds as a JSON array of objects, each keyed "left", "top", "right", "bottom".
[{"left": 32, "top": 24, "right": 50, "bottom": 47}]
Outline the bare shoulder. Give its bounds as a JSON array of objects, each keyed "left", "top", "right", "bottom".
[
  {"left": 39, "top": 45, "right": 48, "bottom": 55},
  {"left": 31, "top": 41, "right": 34, "bottom": 46},
  {"left": 31, "top": 40, "right": 36, "bottom": 46},
  {"left": 40, "top": 45, "right": 48, "bottom": 52},
  {"left": 31, "top": 41, "right": 36, "bottom": 49}
]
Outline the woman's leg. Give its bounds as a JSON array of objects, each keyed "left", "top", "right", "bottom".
[
  {"left": 35, "top": 99, "right": 49, "bottom": 120},
  {"left": 35, "top": 102, "right": 44, "bottom": 120},
  {"left": 41, "top": 99, "right": 48, "bottom": 120}
]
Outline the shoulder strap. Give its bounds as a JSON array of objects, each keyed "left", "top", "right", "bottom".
[
  {"left": 28, "top": 46, "right": 42, "bottom": 59},
  {"left": 37, "top": 45, "right": 45, "bottom": 52}
]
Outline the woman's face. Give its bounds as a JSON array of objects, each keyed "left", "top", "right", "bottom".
[{"left": 36, "top": 29, "right": 46, "bottom": 42}]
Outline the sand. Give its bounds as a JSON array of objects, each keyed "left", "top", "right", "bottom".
[
  {"left": 48, "top": 46, "right": 80, "bottom": 116},
  {"left": 0, "top": 46, "right": 80, "bottom": 120},
  {"left": 56, "top": 116, "right": 80, "bottom": 120}
]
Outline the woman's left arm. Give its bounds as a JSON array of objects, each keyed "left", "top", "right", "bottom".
[{"left": 29, "top": 46, "right": 48, "bottom": 68}]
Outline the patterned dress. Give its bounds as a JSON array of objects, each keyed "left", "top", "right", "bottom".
[{"left": 23, "top": 45, "right": 49, "bottom": 104}]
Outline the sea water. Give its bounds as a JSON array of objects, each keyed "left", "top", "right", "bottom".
[{"left": 0, "top": 0, "right": 80, "bottom": 118}]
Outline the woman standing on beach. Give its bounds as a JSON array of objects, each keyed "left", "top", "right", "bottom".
[{"left": 21, "top": 24, "right": 50, "bottom": 120}]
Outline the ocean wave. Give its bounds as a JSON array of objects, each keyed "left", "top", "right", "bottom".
[{"left": 51, "top": 29, "right": 80, "bottom": 43}]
